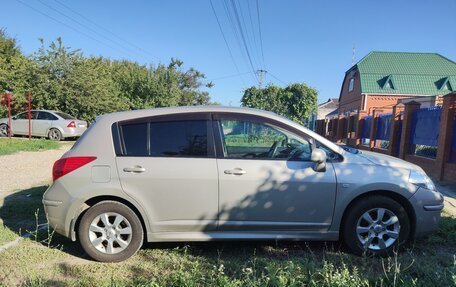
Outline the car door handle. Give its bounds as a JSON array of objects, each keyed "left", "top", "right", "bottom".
[
  {"left": 123, "top": 166, "right": 146, "bottom": 173},
  {"left": 224, "top": 168, "right": 246, "bottom": 175}
]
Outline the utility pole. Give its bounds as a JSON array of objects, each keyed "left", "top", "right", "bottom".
[
  {"left": 352, "top": 45, "right": 356, "bottom": 65},
  {"left": 256, "top": 69, "right": 267, "bottom": 89}
]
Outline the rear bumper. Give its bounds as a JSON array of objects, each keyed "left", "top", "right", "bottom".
[
  {"left": 409, "top": 187, "right": 444, "bottom": 237},
  {"left": 42, "top": 181, "right": 83, "bottom": 240},
  {"left": 60, "top": 127, "right": 86, "bottom": 138}
]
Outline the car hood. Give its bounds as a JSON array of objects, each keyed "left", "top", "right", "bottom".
[{"left": 355, "top": 150, "right": 423, "bottom": 172}]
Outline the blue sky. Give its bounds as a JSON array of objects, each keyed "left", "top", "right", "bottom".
[{"left": 2, "top": 0, "right": 456, "bottom": 106}]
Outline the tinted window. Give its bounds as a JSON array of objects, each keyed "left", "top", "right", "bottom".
[
  {"left": 15, "top": 112, "right": 27, "bottom": 120},
  {"left": 120, "top": 122, "right": 148, "bottom": 156},
  {"left": 37, "top": 112, "right": 58, "bottom": 120},
  {"left": 150, "top": 120, "right": 208, "bottom": 157},
  {"left": 55, "top": 112, "right": 75, "bottom": 120},
  {"left": 219, "top": 119, "right": 311, "bottom": 161}
]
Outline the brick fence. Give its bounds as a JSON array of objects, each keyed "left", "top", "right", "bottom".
[{"left": 316, "top": 92, "right": 456, "bottom": 182}]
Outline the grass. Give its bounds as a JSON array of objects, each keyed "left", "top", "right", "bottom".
[
  {"left": 0, "top": 138, "right": 61, "bottom": 156},
  {"left": 0, "top": 186, "right": 455, "bottom": 286}
]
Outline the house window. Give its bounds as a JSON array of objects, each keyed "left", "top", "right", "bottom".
[{"left": 348, "top": 78, "right": 354, "bottom": 92}]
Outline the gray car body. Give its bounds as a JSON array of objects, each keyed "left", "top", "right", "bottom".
[
  {"left": 43, "top": 106, "right": 444, "bottom": 243},
  {"left": 0, "top": 110, "right": 87, "bottom": 138}
]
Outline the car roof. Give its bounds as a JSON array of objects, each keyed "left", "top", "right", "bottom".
[{"left": 95, "top": 106, "right": 345, "bottom": 155}]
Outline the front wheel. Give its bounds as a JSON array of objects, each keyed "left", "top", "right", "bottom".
[
  {"left": 0, "top": 124, "right": 9, "bottom": 137},
  {"left": 343, "top": 195, "right": 410, "bottom": 257},
  {"left": 78, "top": 201, "right": 144, "bottom": 262}
]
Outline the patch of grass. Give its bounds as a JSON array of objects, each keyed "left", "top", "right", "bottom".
[
  {"left": 0, "top": 187, "right": 455, "bottom": 286},
  {"left": 0, "top": 138, "right": 60, "bottom": 156},
  {"left": 0, "top": 224, "right": 17, "bottom": 246}
]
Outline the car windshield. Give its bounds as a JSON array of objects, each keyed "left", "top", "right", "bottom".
[
  {"left": 55, "top": 112, "right": 75, "bottom": 120},
  {"left": 339, "top": 145, "right": 361, "bottom": 154}
]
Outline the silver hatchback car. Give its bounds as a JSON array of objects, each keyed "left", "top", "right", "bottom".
[
  {"left": 43, "top": 106, "right": 444, "bottom": 262},
  {"left": 0, "top": 110, "right": 87, "bottom": 140}
]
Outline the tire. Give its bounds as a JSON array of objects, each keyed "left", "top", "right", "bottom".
[
  {"left": 342, "top": 195, "right": 410, "bottom": 257},
  {"left": 78, "top": 201, "right": 144, "bottom": 262},
  {"left": 0, "top": 124, "right": 9, "bottom": 137},
  {"left": 48, "top": 128, "right": 62, "bottom": 141}
]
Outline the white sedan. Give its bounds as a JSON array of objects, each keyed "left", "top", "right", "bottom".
[{"left": 0, "top": 110, "right": 87, "bottom": 141}]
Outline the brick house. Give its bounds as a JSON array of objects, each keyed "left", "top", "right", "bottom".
[{"left": 338, "top": 51, "right": 456, "bottom": 116}]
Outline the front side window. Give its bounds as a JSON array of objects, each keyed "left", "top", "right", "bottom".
[
  {"left": 219, "top": 119, "right": 311, "bottom": 161},
  {"left": 150, "top": 120, "right": 208, "bottom": 157},
  {"left": 14, "top": 112, "right": 27, "bottom": 120}
]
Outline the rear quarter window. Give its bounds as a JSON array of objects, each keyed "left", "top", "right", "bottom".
[{"left": 120, "top": 122, "right": 148, "bottom": 156}]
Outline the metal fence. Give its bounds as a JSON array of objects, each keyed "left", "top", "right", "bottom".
[
  {"left": 451, "top": 114, "right": 456, "bottom": 162},
  {"left": 375, "top": 113, "right": 392, "bottom": 149},
  {"left": 410, "top": 106, "right": 442, "bottom": 158},
  {"left": 361, "top": 115, "right": 373, "bottom": 145}
]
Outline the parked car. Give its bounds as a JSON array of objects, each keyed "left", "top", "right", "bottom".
[
  {"left": 43, "top": 106, "right": 444, "bottom": 262},
  {"left": 0, "top": 110, "right": 87, "bottom": 141}
]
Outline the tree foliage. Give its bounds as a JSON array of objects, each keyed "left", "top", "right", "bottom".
[
  {"left": 241, "top": 83, "right": 318, "bottom": 124},
  {"left": 0, "top": 30, "right": 215, "bottom": 122}
]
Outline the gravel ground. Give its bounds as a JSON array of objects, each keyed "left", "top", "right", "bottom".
[{"left": 0, "top": 144, "right": 72, "bottom": 195}]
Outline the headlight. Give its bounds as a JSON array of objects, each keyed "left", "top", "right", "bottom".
[{"left": 409, "top": 170, "right": 436, "bottom": 191}]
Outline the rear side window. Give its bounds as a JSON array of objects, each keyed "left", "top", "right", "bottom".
[
  {"left": 37, "top": 112, "right": 58, "bottom": 120},
  {"left": 120, "top": 122, "right": 148, "bottom": 156},
  {"left": 115, "top": 117, "right": 213, "bottom": 158},
  {"left": 150, "top": 120, "right": 208, "bottom": 157}
]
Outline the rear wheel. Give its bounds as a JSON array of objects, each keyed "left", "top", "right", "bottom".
[
  {"left": 343, "top": 195, "right": 410, "bottom": 257},
  {"left": 48, "top": 128, "right": 62, "bottom": 141},
  {"left": 78, "top": 201, "right": 144, "bottom": 262}
]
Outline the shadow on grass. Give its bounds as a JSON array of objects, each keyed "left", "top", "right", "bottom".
[{"left": 0, "top": 186, "right": 455, "bottom": 286}]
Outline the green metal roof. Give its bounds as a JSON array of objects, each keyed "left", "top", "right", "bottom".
[{"left": 352, "top": 51, "right": 456, "bottom": 95}]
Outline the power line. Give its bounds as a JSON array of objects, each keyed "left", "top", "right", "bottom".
[
  {"left": 229, "top": 0, "right": 259, "bottom": 83},
  {"left": 36, "top": 0, "right": 149, "bottom": 62},
  {"left": 246, "top": 0, "right": 262, "bottom": 69},
  {"left": 256, "top": 0, "right": 265, "bottom": 68},
  {"left": 52, "top": 0, "right": 159, "bottom": 62},
  {"left": 210, "top": 71, "right": 253, "bottom": 81},
  {"left": 15, "top": 0, "right": 136, "bottom": 59},
  {"left": 221, "top": 0, "right": 255, "bottom": 83},
  {"left": 209, "top": 0, "right": 247, "bottom": 86},
  {"left": 267, "top": 71, "right": 286, "bottom": 85}
]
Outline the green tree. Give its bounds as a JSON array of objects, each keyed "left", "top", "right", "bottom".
[{"left": 241, "top": 83, "right": 317, "bottom": 124}]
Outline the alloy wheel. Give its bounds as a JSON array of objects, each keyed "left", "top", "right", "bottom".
[
  {"left": 88, "top": 212, "right": 133, "bottom": 254},
  {"left": 356, "top": 208, "right": 400, "bottom": 251}
]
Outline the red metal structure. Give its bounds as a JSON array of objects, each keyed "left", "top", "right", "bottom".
[{"left": 27, "top": 90, "right": 31, "bottom": 140}]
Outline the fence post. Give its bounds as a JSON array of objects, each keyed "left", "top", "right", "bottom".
[
  {"left": 369, "top": 109, "right": 383, "bottom": 150},
  {"left": 398, "top": 101, "right": 421, "bottom": 159},
  {"left": 388, "top": 104, "right": 404, "bottom": 156},
  {"left": 336, "top": 115, "right": 344, "bottom": 143},
  {"left": 356, "top": 111, "right": 367, "bottom": 147},
  {"left": 435, "top": 92, "right": 456, "bottom": 180}
]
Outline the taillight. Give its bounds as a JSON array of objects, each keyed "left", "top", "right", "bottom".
[
  {"left": 52, "top": 156, "right": 97, "bottom": 181},
  {"left": 67, "top": 121, "right": 76, "bottom": 128}
]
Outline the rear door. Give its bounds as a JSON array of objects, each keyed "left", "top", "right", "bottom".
[
  {"left": 34, "top": 111, "right": 57, "bottom": 136},
  {"left": 114, "top": 113, "right": 219, "bottom": 233}
]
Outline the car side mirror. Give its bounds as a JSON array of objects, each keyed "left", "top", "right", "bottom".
[{"left": 311, "top": 148, "right": 327, "bottom": 172}]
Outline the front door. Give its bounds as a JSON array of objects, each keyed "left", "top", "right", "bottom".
[
  {"left": 115, "top": 113, "right": 218, "bottom": 233},
  {"left": 214, "top": 115, "right": 337, "bottom": 232},
  {"left": 11, "top": 112, "right": 30, "bottom": 134}
]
